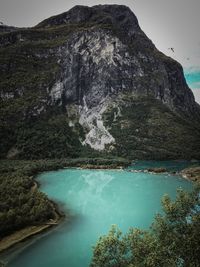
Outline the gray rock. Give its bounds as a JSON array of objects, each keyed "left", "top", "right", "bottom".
[{"left": 44, "top": 5, "right": 200, "bottom": 119}]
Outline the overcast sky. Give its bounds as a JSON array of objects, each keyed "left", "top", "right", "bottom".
[{"left": 1, "top": 0, "right": 200, "bottom": 103}]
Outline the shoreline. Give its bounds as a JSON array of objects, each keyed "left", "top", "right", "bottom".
[
  {"left": 0, "top": 201, "right": 64, "bottom": 260},
  {"left": 180, "top": 166, "right": 200, "bottom": 183},
  {"left": 0, "top": 160, "right": 199, "bottom": 263},
  {"left": 0, "top": 158, "right": 130, "bottom": 260},
  {"left": 74, "top": 165, "right": 124, "bottom": 170},
  {"left": 0, "top": 180, "right": 63, "bottom": 256},
  {"left": 0, "top": 224, "right": 55, "bottom": 254}
]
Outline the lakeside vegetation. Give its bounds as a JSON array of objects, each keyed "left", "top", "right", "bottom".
[
  {"left": 91, "top": 185, "right": 200, "bottom": 267},
  {"left": 0, "top": 159, "right": 199, "bottom": 267},
  {"left": 0, "top": 158, "right": 130, "bottom": 238},
  {"left": 0, "top": 162, "right": 55, "bottom": 239}
]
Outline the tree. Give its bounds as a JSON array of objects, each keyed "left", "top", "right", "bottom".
[
  {"left": 90, "top": 186, "right": 200, "bottom": 267},
  {"left": 90, "top": 225, "right": 128, "bottom": 267}
]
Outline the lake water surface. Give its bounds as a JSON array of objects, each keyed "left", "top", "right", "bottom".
[{"left": 7, "top": 162, "right": 193, "bottom": 267}]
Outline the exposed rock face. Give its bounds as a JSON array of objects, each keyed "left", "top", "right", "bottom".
[
  {"left": 37, "top": 5, "right": 141, "bottom": 38},
  {"left": 0, "top": 5, "right": 200, "bottom": 159},
  {"left": 40, "top": 5, "right": 198, "bottom": 116}
]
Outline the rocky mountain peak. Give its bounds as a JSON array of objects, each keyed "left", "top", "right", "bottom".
[{"left": 36, "top": 5, "right": 140, "bottom": 37}]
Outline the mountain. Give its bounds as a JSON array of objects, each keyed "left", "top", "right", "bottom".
[
  {"left": 0, "top": 22, "right": 20, "bottom": 33},
  {"left": 0, "top": 5, "right": 200, "bottom": 160}
]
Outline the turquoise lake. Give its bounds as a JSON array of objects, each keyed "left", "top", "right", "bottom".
[{"left": 6, "top": 162, "right": 193, "bottom": 267}]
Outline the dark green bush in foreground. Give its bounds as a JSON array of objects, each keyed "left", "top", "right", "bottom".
[{"left": 91, "top": 186, "right": 200, "bottom": 267}]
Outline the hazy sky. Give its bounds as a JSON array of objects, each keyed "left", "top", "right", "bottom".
[{"left": 1, "top": 0, "right": 200, "bottom": 103}]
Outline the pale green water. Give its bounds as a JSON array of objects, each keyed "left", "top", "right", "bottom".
[{"left": 7, "top": 165, "right": 192, "bottom": 267}]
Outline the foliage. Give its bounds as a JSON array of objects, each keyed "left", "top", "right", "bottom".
[
  {"left": 0, "top": 158, "right": 130, "bottom": 175},
  {"left": 91, "top": 186, "right": 200, "bottom": 267},
  {"left": 103, "top": 95, "right": 200, "bottom": 159},
  {"left": 0, "top": 159, "right": 71, "bottom": 238},
  {"left": 0, "top": 157, "right": 130, "bottom": 238},
  {"left": 0, "top": 111, "right": 83, "bottom": 159},
  {"left": 16, "top": 114, "right": 82, "bottom": 159},
  {"left": 0, "top": 169, "right": 54, "bottom": 238},
  {"left": 91, "top": 226, "right": 128, "bottom": 267}
]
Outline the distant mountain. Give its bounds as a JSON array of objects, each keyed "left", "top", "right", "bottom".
[{"left": 0, "top": 5, "right": 200, "bottom": 159}]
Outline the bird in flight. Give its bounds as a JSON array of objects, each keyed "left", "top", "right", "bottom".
[{"left": 168, "top": 47, "right": 175, "bottom": 52}]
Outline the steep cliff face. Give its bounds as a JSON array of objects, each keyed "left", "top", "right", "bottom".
[{"left": 0, "top": 5, "right": 200, "bottom": 159}]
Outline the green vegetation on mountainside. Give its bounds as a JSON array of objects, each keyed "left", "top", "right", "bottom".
[
  {"left": 0, "top": 111, "right": 84, "bottom": 159},
  {"left": 1, "top": 20, "right": 200, "bottom": 160},
  {"left": 0, "top": 24, "right": 114, "bottom": 159},
  {"left": 16, "top": 114, "right": 83, "bottom": 159},
  {"left": 103, "top": 95, "right": 200, "bottom": 159}
]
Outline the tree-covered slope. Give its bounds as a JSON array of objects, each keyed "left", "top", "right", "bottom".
[{"left": 103, "top": 95, "right": 200, "bottom": 159}]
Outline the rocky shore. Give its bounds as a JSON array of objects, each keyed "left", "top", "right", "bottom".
[{"left": 181, "top": 166, "right": 200, "bottom": 183}]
